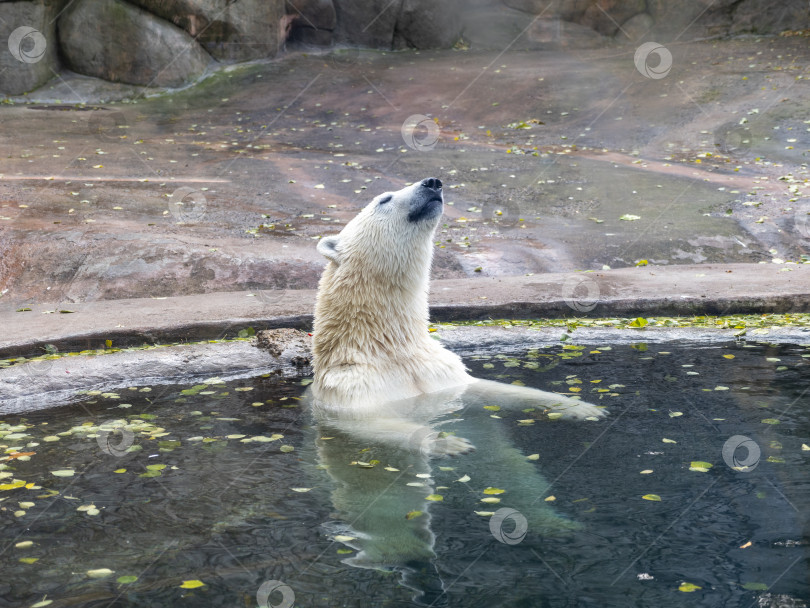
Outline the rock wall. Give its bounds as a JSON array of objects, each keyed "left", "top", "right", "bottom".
[
  {"left": 0, "top": 0, "right": 63, "bottom": 97},
  {"left": 1, "top": 0, "right": 809, "bottom": 96},
  {"left": 500, "top": 0, "right": 810, "bottom": 40},
  {"left": 59, "top": 0, "right": 213, "bottom": 88}
]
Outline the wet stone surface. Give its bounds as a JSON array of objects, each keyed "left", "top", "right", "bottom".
[{"left": 1, "top": 39, "right": 809, "bottom": 307}]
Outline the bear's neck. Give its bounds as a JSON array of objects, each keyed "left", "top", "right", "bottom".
[{"left": 312, "top": 259, "right": 432, "bottom": 365}]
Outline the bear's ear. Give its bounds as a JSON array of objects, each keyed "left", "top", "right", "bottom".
[{"left": 317, "top": 235, "right": 342, "bottom": 265}]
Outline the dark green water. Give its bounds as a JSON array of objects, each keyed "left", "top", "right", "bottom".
[{"left": 1, "top": 340, "right": 808, "bottom": 607}]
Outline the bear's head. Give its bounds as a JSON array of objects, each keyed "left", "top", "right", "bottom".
[
  {"left": 312, "top": 177, "right": 466, "bottom": 404},
  {"left": 316, "top": 178, "right": 444, "bottom": 282}
]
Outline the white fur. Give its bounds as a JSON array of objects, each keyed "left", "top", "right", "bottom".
[
  {"left": 308, "top": 180, "right": 605, "bottom": 599},
  {"left": 312, "top": 180, "right": 471, "bottom": 414},
  {"left": 311, "top": 179, "right": 605, "bottom": 422}
]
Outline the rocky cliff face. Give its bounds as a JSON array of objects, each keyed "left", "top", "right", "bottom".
[{"left": 1, "top": 0, "right": 808, "bottom": 96}]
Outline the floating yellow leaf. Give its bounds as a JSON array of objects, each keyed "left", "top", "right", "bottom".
[
  {"left": 689, "top": 461, "right": 713, "bottom": 472},
  {"left": 179, "top": 580, "right": 205, "bottom": 589},
  {"left": 483, "top": 487, "right": 505, "bottom": 495},
  {"left": 250, "top": 434, "right": 283, "bottom": 442},
  {"left": 640, "top": 470, "right": 653, "bottom": 474},
  {"left": 628, "top": 317, "right": 648, "bottom": 328},
  {"left": 31, "top": 599, "right": 53, "bottom": 607},
  {"left": 723, "top": 354, "right": 735, "bottom": 359},
  {"left": 544, "top": 496, "right": 556, "bottom": 502},
  {"left": 87, "top": 568, "right": 115, "bottom": 578},
  {"left": 474, "top": 510, "right": 495, "bottom": 516},
  {"left": 669, "top": 412, "right": 683, "bottom": 418},
  {"left": 15, "top": 541, "right": 33, "bottom": 549},
  {"left": 761, "top": 419, "right": 780, "bottom": 425},
  {"left": 739, "top": 541, "right": 752, "bottom": 549},
  {"left": 51, "top": 470, "right": 75, "bottom": 477},
  {"left": 483, "top": 405, "right": 500, "bottom": 411},
  {"left": 291, "top": 487, "right": 311, "bottom": 492},
  {"left": 642, "top": 494, "right": 662, "bottom": 501},
  {"left": 480, "top": 497, "right": 501, "bottom": 503},
  {"left": 279, "top": 445, "right": 294, "bottom": 452},
  {"left": 0, "top": 480, "right": 26, "bottom": 491},
  {"left": 662, "top": 438, "right": 676, "bottom": 444},
  {"left": 456, "top": 474, "right": 471, "bottom": 483},
  {"left": 742, "top": 582, "right": 768, "bottom": 591},
  {"left": 425, "top": 494, "right": 443, "bottom": 501},
  {"left": 405, "top": 510, "right": 423, "bottom": 520},
  {"left": 334, "top": 535, "right": 355, "bottom": 542},
  {"left": 526, "top": 454, "right": 539, "bottom": 460},
  {"left": 678, "top": 582, "right": 701, "bottom": 592}
]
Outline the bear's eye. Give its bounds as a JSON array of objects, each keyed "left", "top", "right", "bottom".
[{"left": 378, "top": 194, "right": 393, "bottom": 205}]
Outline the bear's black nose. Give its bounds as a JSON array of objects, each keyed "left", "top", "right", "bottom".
[{"left": 421, "top": 177, "right": 442, "bottom": 192}]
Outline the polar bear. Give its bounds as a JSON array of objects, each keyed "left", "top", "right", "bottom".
[
  {"left": 311, "top": 177, "right": 604, "bottom": 427},
  {"left": 307, "top": 178, "right": 605, "bottom": 604}
]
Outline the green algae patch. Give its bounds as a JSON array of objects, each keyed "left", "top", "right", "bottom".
[{"left": 434, "top": 313, "right": 810, "bottom": 332}]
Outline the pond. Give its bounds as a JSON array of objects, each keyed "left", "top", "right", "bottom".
[{"left": 1, "top": 339, "right": 808, "bottom": 607}]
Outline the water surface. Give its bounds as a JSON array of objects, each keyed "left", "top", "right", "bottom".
[{"left": 1, "top": 340, "right": 808, "bottom": 607}]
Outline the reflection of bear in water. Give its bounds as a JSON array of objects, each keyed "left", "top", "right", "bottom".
[{"left": 308, "top": 178, "right": 605, "bottom": 604}]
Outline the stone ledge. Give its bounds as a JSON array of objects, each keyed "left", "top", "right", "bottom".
[{"left": 0, "top": 263, "right": 807, "bottom": 358}]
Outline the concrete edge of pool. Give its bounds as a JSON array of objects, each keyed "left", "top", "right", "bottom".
[
  {"left": 3, "top": 322, "right": 810, "bottom": 414},
  {"left": 1, "top": 263, "right": 807, "bottom": 360}
]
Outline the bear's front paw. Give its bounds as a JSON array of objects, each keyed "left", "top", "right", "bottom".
[
  {"left": 410, "top": 427, "right": 475, "bottom": 457},
  {"left": 551, "top": 401, "right": 607, "bottom": 420},
  {"left": 428, "top": 433, "right": 475, "bottom": 458}
]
